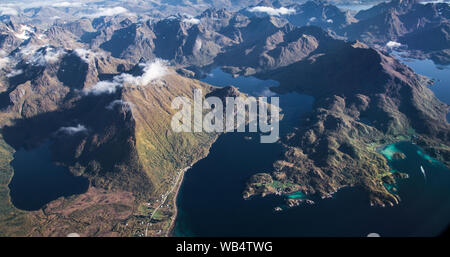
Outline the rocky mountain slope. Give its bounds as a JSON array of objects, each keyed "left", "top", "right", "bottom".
[
  {"left": 343, "top": 0, "right": 450, "bottom": 64},
  {"left": 285, "top": 0, "right": 356, "bottom": 30},
  {"left": 0, "top": 0, "right": 448, "bottom": 236},
  {"left": 244, "top": 41, "right": 449, "bottom": 207},
  {"left": 0, "top": 40, "right": 228, "bottom": 236}
]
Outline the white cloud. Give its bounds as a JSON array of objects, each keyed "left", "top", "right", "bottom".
[
  {"left": 43, "top": 48, "right": 65, "bottom": 63},
  {"left": 106, "top": 99, "right": 133, "bottom": 110},
  {"left": 248, "top": 6, "right": 296, "bottom": 16},
  {"left": 57, "top": 124, "right": 87, "bottom": 135},
  {"left": 84, "top": 80, "right": 121, "bottom": 95},
  {"left": 0, "top": 1, "right": 85, "bottom": 11},
  {"left": 166, "top": 15, "right": 179, "bottom": 21},
  {"left": 116, "top": 59, "right": 168, "bottom": 86},
  {"left": 326, "top": 19, "right": 334, "bottom": 23},
  {"left": 84, "top": 59, "right": 168, "bottom": 95},
  {"left": 85, "top": 7, "right": 130, "bottom": 18},
  {"left": 0, "top": 56, "right": 10, "bottom": 70},
  {"left": 309, "top": 17, "right": 317, "bottom": 22},
  {"left": 258, "top": 88, "right": 277, "bottom": 97},
  {"left": 6, "top": 69, "right": 23, "bottom": 78},
  {"left": 19, "top": 45, "right": 66, "bottom": 66},
  {"left": 74, "top": 48, "right": 93, "bottom": 63},
  {"left": 183, "top": 17, "right": 201, "bottom": 25},
  {"left": 19, "top": 45, "right": 40, "bottom": 57},
  {"left": 52, "top": 2, "right": 83, "bottom": 8},
  {"left": 419, "top": 0, "right": 448, "bottom": 4},
  {"left": 0, "top": 7, "right": 18, "bottom": 16},
  {"left": 386, "top": 41, "right": 402, "bottom": 48}
]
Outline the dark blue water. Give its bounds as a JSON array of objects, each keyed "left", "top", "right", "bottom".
[
  {"left": 404, "top": 59, "right": 450, "bottom": 103},
  {"left": 393, "top": 53, "right": 450, "bottom": 121},
  {"left": 174, "top": 68, "right": 450, "bottom": 237},
  {"left": 8, "top": 142, "right": 89, "bottom": 211},
  {"left": 201, "top": 68, "right": 315, "bottom": 134}
]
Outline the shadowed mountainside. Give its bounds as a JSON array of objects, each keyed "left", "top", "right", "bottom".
[{"left": 0, "top": 0, "right": 449, "bottom": 235}]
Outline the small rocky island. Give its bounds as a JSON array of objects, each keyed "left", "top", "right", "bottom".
[{"left": 392, "top": 152, "right": 407, "bottom": 160}]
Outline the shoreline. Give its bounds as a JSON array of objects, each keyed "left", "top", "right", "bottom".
[
  {"left": 164, "top": 166, "right": 186, "bottom": 237},
  {"left": 164, "top": 134, "right": 220, "bottom": 237}
]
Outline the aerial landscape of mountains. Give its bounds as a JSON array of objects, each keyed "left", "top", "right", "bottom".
[{"left": 0, "top": 0, "right": 449, "bottom": 237}]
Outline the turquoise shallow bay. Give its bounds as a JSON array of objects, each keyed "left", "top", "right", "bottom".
[
  {"left": 287, "top": 191, "right": 306, "bottom": 199},
  {"left": 380, "top": 144, "right": 403, "bottom": 161}
]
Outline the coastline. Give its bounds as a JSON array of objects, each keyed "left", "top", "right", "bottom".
[
  {"left": 164, "top": 134, "right": 220, "bottom": 237},
  {"left": 164, "top": 166, "right": 186, "bottom": 237}
]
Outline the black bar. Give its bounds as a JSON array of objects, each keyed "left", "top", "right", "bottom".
[{"left": 1, "top": 237, "right": 448, "bottom": 256}]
